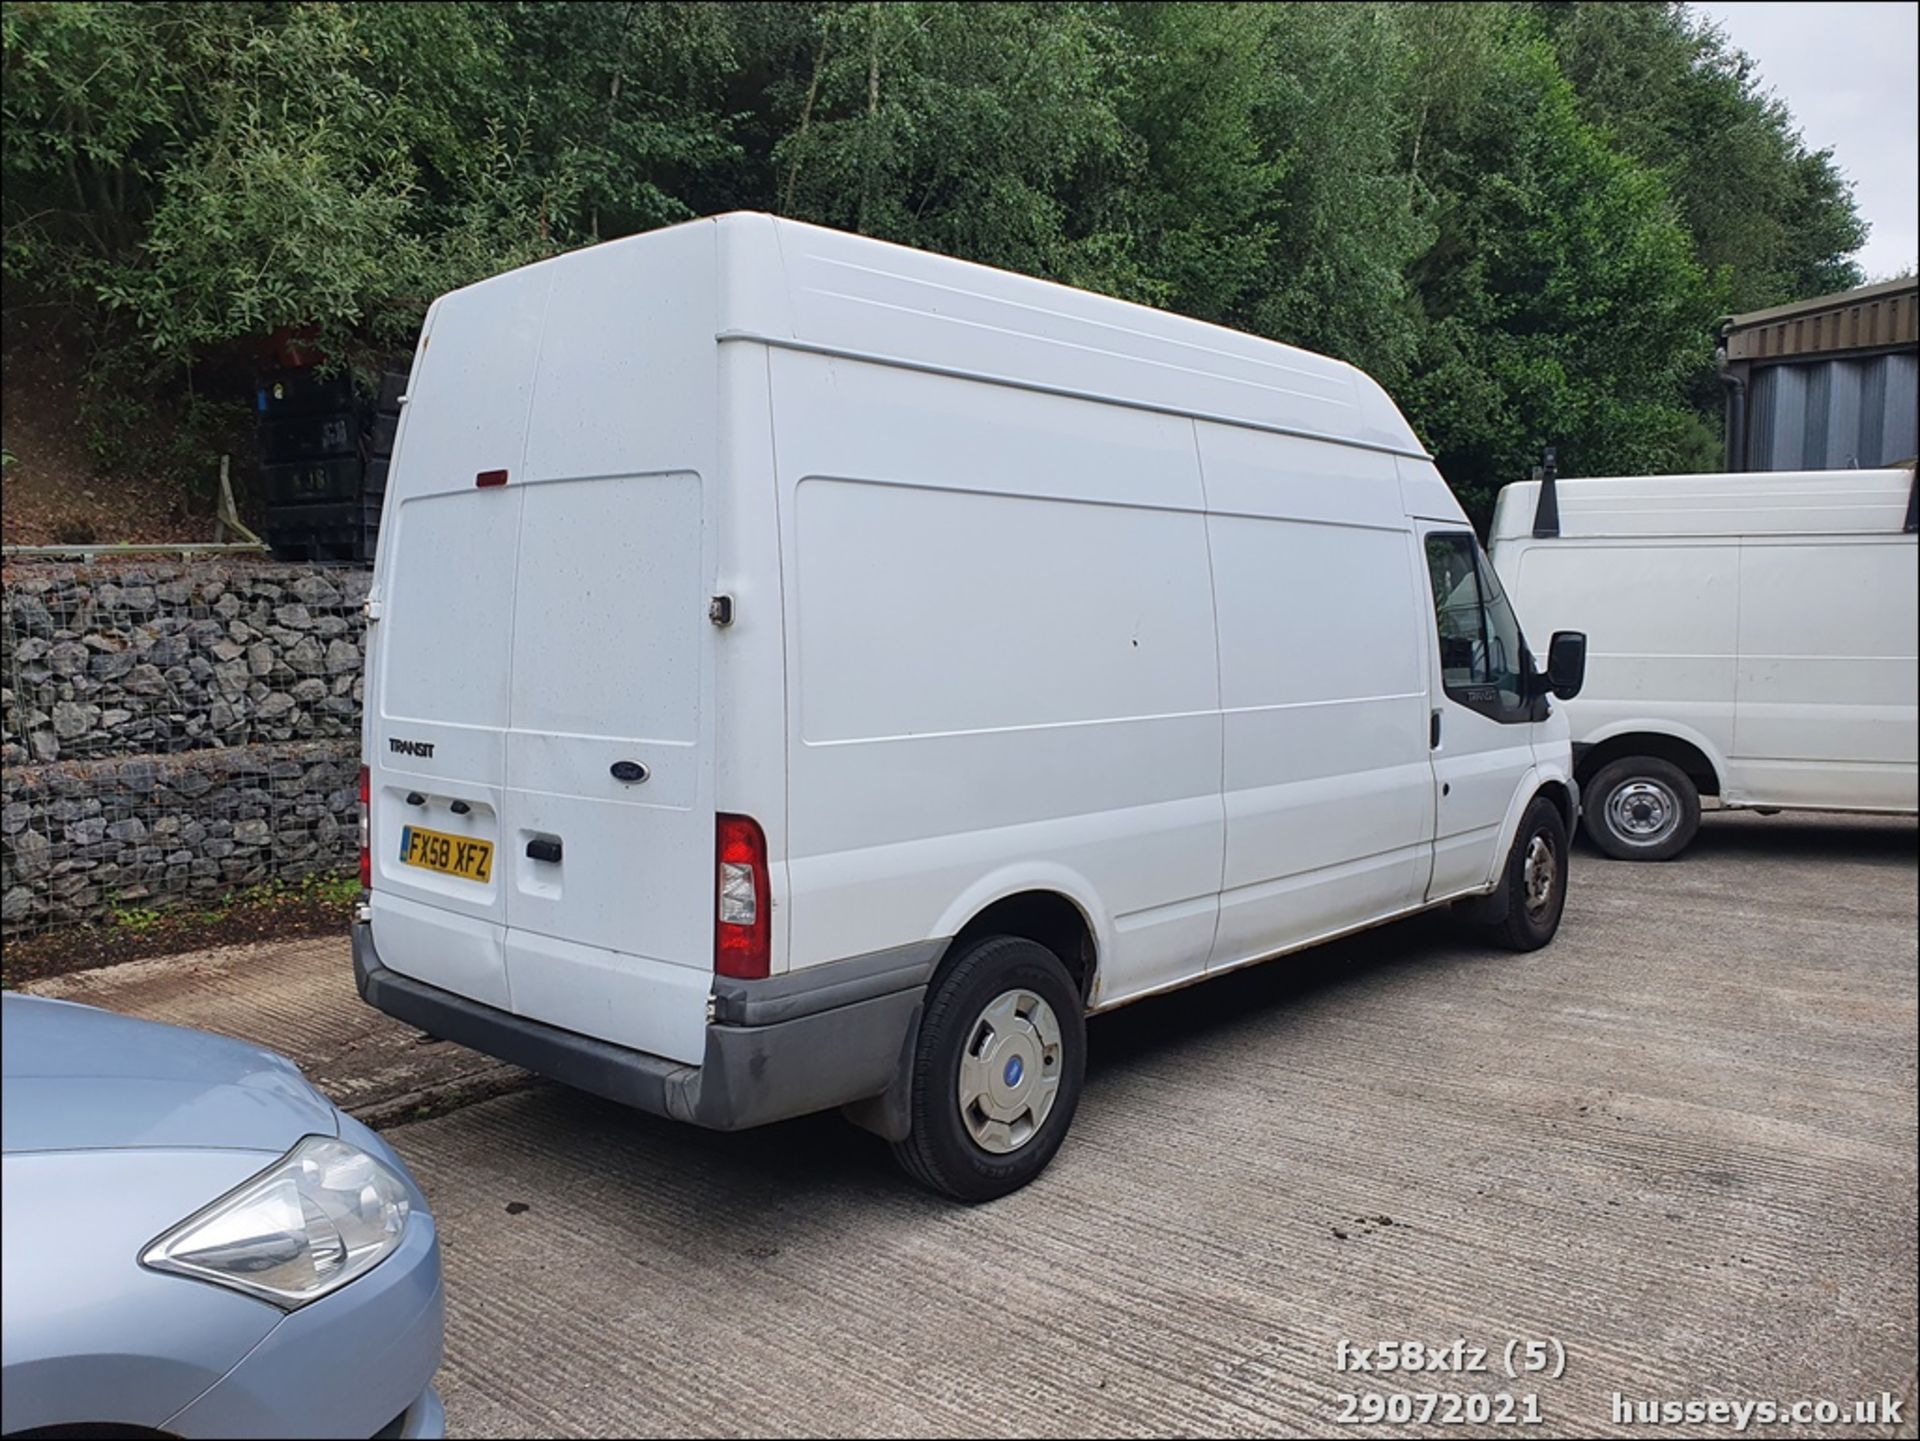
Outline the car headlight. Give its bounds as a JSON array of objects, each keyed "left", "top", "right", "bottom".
[{"left": 141, "top": 1135, "right": 412, "bottom": 1308}]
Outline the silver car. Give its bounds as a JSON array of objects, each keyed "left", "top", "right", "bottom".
[{"left": 1, "top": 993, "right": 444, "bottom": 1438}]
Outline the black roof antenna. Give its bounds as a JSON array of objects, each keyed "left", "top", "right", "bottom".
[{"left": 1531, "top": 446, "right": 1560, "bottom": 538}]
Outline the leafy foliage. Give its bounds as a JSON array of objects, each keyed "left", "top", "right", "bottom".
[
  {"left": 1, "top": 0, "right": 1870, "bottom": 519},
  {"left": 1398, "top": 13, "right": 1721, "bottom": 511},
  {"left": 1536, "top": 0, "right": 1866, "bottom": 310}
]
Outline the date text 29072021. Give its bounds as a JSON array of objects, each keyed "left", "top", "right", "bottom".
[{"left": 1333, "top": 1391, "right": 1545, "bottom": 1426}]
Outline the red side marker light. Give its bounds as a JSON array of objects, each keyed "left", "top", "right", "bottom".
[{"left": 476, "top": 469, "right": 509, "bottom": 488}]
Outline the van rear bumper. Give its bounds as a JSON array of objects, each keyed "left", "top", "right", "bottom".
[{"left": 352, "top": 922, "right": 939, "bottom": 1133}]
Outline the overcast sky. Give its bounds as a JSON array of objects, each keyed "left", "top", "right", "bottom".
[{"left": 1690, "top": 1, "right": 1919, "bottom": 282}]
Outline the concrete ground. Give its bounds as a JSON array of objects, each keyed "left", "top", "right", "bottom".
[
  {"left": 23, "top": 811, "right": 1919, "bottom": 1437},
  {"left": 22, "top": 931, "right": 528, "bottom": 1128}
]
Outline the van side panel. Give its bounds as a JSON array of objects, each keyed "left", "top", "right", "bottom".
[
  {"left": 1196, "top": 424, "right": 1435, "bottom": 967},
  {"left": 772, "top": 350, "right": 1225, "bottom": 1002},
  {"left": 1733, "top": 537, "right": 1919, "bottom": 810},
  {"left": 1514, "top": 540, "right": 1741, "bottom": 777}
]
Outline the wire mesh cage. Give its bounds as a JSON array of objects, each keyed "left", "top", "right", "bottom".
[{"left": 2, "top": 560, "right": 372, "bottom": 933}]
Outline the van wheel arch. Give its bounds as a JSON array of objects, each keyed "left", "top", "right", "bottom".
[
  {"left": 945, "top": 890, "right": 1098, "bottom": 1004},
  {"left": 1538, "top": 778, "right": 1577, "bottom": 834},
  {"left": 1457, "top": 781, "right": 1575, "bottom": 930},
  {"left": 837, "top": 890, "right": 1098, "bottom": 1151},
  {"left": 1575, "top": 732, "right": 1722, "bottom": 798},
  {"left": 841, "top": 890, "right": 1096, "bottom": 1149}
]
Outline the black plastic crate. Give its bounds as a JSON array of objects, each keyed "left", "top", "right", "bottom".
[
  {"left": 366, "top": 410, "right": 399, "bottom": 458},
  {"left": 363, "top": 458, "right": 390, "bottom": 495},
  {"left": 265, "top": 526, "right": 377, "bottom": 563},
  {"left": 257, "top": 369, "right": 356, "bottom": 419},
  {"left": 266, "top": 497, "right": 382, "bottom": 562},
  {"left": 260, "top": 411, "right": 357, "bottom": 464},
  {"left": 263, "top": 457, "right": 364, "bottom": 506},
  {"left": 269, "top": 495, "right": 382, "bottom": 526},
  {"left": 376, "top": 370, "right": 407, "bottom": 413}
]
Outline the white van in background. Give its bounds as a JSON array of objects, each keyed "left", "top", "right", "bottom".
[
  {"left": 1490, "top": 467, "right": 1917, "bottom": 860},
  {"left": 354, "top": 213, "right": 1587, "bottom": 1200}
]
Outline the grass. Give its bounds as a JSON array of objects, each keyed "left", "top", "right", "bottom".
[
  {"left": 7, "top": 868, "right": 363, "bottom": 988},
  {"left": 107, "top": 870, "right": 363, "bottom": 933},
  {"left": 107, "top": 904, "right": 168, "bottom": 933}
]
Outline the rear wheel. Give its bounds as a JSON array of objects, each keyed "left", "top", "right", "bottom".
[
  {"left": 1582, "top": 756, "right": 1700, "bottom": 861},
  {"left": 891, "top": 935, "right": 1085, "bottom": 1202}
]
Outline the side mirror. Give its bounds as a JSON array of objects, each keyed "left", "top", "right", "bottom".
[{"left": 1546, "top": 630, "right": 1587, "bottom": 701}]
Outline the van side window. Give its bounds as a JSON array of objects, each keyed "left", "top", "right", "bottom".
[{"left": 1425, "top": 533, "right": 1529, "bottom": 719}]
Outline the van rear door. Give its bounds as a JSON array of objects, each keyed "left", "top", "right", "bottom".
[
  {"left": 366, "top": 267, "right": 551, "bottom": 1011},
  {"left": 373, "top": 225, "right": 724, "bottom": 1068},
  {"left": 498, "top": 471, "right": 715, "bottom": 1065},
  {"left": 493, "top": 231, "right": 722, "bottom": 1068}
]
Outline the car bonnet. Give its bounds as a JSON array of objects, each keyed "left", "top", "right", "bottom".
[{"left": 1, "top": 994, "right": 338, "bottom": 1155}]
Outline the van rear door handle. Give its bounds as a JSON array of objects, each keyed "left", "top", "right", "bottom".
[
  {"left": 526, "top": 837, "right": 563, "bottom": 864},
  {"left": 1430, "top": 709, "right": 1442, "bottom": 748}
]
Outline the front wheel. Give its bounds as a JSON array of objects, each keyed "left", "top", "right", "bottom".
[
  {"left": 1582, "top": 756, "right": 1700, "bottom": 861},
  {"left": 891, "top": 935, "right": 1086, "bottom": 1203},
  {"left": 1482, "top": 795, "right": 1570, "bottom": 952}
]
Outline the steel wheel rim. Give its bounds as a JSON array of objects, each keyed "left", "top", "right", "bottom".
[
  {"left": 1606, "top": 778, "right": 1680, "bottom": 846},
  {"left": 957, "top": 988, "right": 1063, "bottom": 1155},
  {"left": 1523, "top": 831, "right": 1558, "bottom": 918}
]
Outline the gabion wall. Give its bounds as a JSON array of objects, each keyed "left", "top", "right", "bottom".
[{"left": 1, "top": 561, "right": 371, "bottom": 931}]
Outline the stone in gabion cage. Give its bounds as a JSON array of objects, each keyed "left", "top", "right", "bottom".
[{"left": 2, "top": 561, "right": 371, "bottom": 932}]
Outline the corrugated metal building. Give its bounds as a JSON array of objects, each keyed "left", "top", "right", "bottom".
[{"left": 1719, "top": 277, "right": 1918, "bottom": 471}]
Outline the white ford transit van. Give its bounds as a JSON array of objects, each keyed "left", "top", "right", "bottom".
[
  {"left": 354, "top": 214, "right": 1587, "bottom": 1199},
  {"left": 1490, "top": 467, "right": 1917, "bottom": 860}
]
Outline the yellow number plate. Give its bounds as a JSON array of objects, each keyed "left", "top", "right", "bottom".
[{"left": 398, "top": 825, "right": 493, "bottom": 883}]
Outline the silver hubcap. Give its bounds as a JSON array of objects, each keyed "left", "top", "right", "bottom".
[
  {"left": 958, "top": 989, "right": 1063, "bottom": 1155},
  {"left": 1523, "top": 832, "right": 1558, "bottom": 918},
  {"left": 1606, "top": 778, "right": 1681, "bottom": 846}
]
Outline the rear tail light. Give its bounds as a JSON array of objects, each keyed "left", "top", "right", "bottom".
[
  {"left": 715, "top": 813, "right": 770, "bottom": 980},
  {"left": 358, "top": 765, "right": 371, "bottom": 890}
]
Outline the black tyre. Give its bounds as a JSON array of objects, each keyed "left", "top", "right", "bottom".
[
  {"left": 891, "top": 935, "right": 1086, "bottom": 1202},
  {"left": 1482, "top": 795, "right": 1570, "bottom": 952},
  {"left": 1581, "top": 756, "right": 1700, "bottom": 861}
]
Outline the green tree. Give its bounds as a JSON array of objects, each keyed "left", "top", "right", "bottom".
[
  {"left": 1537, "top": 1, "right": 1866, "bottom": 310},
  {"left": 1398, "top": 11, "right": 1718, "bottom": 515},
  {"left": 1100, "top": 2, "right": 1282, "bottom": 325},
  {"left": 766, "top": 2, "right": 1144, "bottom": 296},
  {"left": 1247, "top": 1, "right": 1430, "bottom": 387},
  {"left": 482, "top": 1, "right": 741, "bottom": 243},
  {"left": 0, "top": 0, "right": 1872, "bottom": 511}
]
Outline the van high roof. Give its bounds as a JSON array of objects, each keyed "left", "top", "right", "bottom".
[
  {"left": 1491, "top": 467, "right": 1918, "bottom": 541},
  {"left": 444, "top": 211, "right": 1429, "bottom": 463}
]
